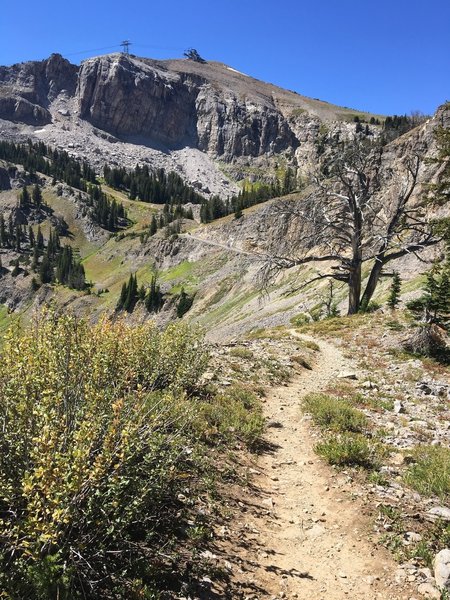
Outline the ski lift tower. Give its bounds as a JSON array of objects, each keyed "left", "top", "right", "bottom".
[{"left": 120, "top": 40, "right": 131, "bottom": 54}]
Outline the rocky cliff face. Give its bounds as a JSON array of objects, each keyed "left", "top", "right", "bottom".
[
  {"left": 76, "top": 54, "right": 302, "bottom": 158},
  {"left": 0, "top": 52, "right": 375, "bottom": 165},
  {"left": 0, "top": 53, "right": 77, "bottom": 125}
]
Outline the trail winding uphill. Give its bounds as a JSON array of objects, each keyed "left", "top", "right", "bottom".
[{"left": 221, "top": 333, "right": 414, "bottom": 599}]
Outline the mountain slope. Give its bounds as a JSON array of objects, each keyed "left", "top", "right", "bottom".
[{"left": 0, "top": 53, "right": 383, "bottom": 195}]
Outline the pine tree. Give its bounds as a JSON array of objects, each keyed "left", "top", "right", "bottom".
[
  {"left": 32, "top": 184, "right": 42, "bottom": 207},
  {"left": 122, "top": 274, "right": 138, "bottom": 312},
  {"left": 28, "top": 226, "right": 35, "bottom": 248},
  {"left": 145, "top": 274, "right": 163, "bottom": 313},
  {"left": 177, "top": 287, "right": 194, "bottom": 318},
  {"left": 407, "top": 263, "right": 450, "bottom": 325},
  {"left": 387, "top": 272, "right": 402, "bottom": 309},
  {"left": 19, "top": 186, "right": 30, "bottom": 208},
  {"left": 15, "top": 224, "right": 21, "bottom": 252},
  {"left": 31, "top": 244, "right": 40, "bottom": 271},
  {"left": 0, "top": 214, "right": 6, "bottom": 247},
  {"left": 138, "top": 284, "right": 146, "bottom": 301},
  {"left": 39, "top": 250, "right": 53, "bottom": 284},
  {"left": 117, "top": 282, "right": 128, "bottom": 311},
  {"left": 36, "top": 226, "right": 44, "bottom": 250}
]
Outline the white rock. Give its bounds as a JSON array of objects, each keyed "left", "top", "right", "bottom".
[
  {"left": 427, "top": 507, "right": 450, "bottom": 522},
  {"left": 417, "top": 581, "right": 440, "bottom": 598},
  {"left": 338, "top": 371, "right": 358, "bottom": 380},
  {"left": 434, "top": 548, "right": 450, "bottom": 590}
]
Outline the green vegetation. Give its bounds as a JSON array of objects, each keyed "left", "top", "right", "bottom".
[
  {"left": 104, "top": 163, "right": 205, "bottom": 205},
  {"left": 117, "top": 273, "right": 164, "bottom": 314},
  {"left": 406, "top": 263, "right": 450, "bottom": 327},
  {"left": 387, "top": 272, "right": 402, "bottom": 309},
  {"left": 302, "top": 392, "right": 382, "bottom": 468},
  {"left": 302, "top": 393, "right": 368, "bottom": 433},
  {"left": 200, "top": 168, "right": 297, "bottom": 223},
  {"left": 177, "top": 287, "right": 195, "bottom": 318},
  {"left": 404, "top": 446, "right": 450, "bottom": 500},
  {"left": 197, "top": 385, "right": 264, "bottom": 450},
  {"left": 0, "top": 310, "right": 263, "bottom": 597},
  {"left": 229, "top": 346, "right": 254, "bottom": 359},
  {"left": 0, "top": 139, "right": 97, "bottom": 190},
  {"left": 315, "top": 433, "right": 380, "bottom": 468}
]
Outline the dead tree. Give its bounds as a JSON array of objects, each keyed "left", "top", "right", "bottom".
[{"left": 259, "top": 140, "right": 440, "bottom": 315}]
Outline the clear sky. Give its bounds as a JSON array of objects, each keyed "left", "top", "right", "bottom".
[{"left": 1, "top": 0, "right": 449, "bottom": 116}]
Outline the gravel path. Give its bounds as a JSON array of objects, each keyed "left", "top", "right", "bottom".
[{"left": 229, "top": 332, "right": 414, "bottom": 599}]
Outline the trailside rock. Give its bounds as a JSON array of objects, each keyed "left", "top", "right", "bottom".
[{"left": 434, "top": 549, "right": 450, "bottom": 590}]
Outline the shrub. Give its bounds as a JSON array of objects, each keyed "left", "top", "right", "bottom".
[
  {"left": 359, "top": 300, "right": 381, "bottom": 314},
  {"left": 196, "top": 385, "right": 265, "bottom": 450},
  {"left": 315, "top": 433, "right": 379, "bottom": 468},
  {"left": 302, "top": 393, "right": 368, "bottom": 433},
  {"left": 0, "top": 310, "right": 209, "bottom": 598},
  {"left": 404, "top": 446, "right": 450, "bottom": 500},
  {"left": 290, "top": 312, "right": 311, "bottom": 327},
  {"left": 229, "top": 346, "right": 254, "bottom": 359},
  {"left": 403, "top": 323, "right": 448, "bottom": 360}
]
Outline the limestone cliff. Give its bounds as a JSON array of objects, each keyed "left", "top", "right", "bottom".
[{"left": 0, "top": 52, "right": 378, "bottom": 166}]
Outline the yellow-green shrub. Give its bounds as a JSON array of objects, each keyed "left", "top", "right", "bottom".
[{"left": 0, "top": 310, "right": 208, "bottom": 598}]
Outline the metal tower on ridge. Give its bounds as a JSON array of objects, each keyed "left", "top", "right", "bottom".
[{"left": 120, "top": 40, "right": 131, "bottom": 54}]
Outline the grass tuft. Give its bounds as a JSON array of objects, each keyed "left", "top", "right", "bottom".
[
  {"left": 404, "top": 446, "right": 450, "bottom": 500},
  {"left": 302, "top": 393, "right": 368, "bottom": 433},
  {"left": 315, "top": 433, "right": 380, "bottom": 468}
]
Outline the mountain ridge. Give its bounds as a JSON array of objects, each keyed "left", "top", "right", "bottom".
[{"left": 0, "top": 52, "right": 386, "bottom": 196}]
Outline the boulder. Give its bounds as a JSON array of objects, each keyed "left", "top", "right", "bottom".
[{"left": 434, "top": 549, "right": 450, "bottom": 590}]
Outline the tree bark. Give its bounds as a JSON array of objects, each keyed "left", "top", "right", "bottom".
[
  {"left": 360, "top": 257, "right": 385, "bottom": 309},
  {"left": 347, "top": 260, "right": 362, "bottom": 314}
]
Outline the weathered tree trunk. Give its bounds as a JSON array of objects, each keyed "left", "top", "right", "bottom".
[
  {"left": 360, "top": 257, "right": 385, "bottom": 309},
  {"left": 347, "top": 261, "right": 362, "bottom": 315}
]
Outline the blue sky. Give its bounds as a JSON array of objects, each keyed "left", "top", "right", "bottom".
[{"left": 1, "top": 0, "right": 448, "bottom": 115}]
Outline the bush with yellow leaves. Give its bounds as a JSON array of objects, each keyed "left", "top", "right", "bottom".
[{"left": 0, "top": 309, "right": 209, "bottom": 598}]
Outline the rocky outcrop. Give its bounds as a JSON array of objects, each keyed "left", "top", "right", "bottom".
[
  {"left": 76, "top": 54, "right": 299, "bottom": 158},
  {"left": 0, "top": 53, "right": 77, "bottom": 125},
  {"left": 195, "top": 84, "right": 299, "bottom": 158},
  {"left": 77, "top": 55, "right": 198, "bottom": 147},
  {"left": 0, "top": 52, "right": 369, "bottom": 161}
]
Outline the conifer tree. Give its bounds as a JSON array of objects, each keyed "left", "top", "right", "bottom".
[
  {"left": 39, "top": 250, "right": 53, "bottom": 284},
  {"left": 15, "top": 224, "right": 21, "bottom": 252},
  {"left": 28, "top": 226, "right": 35, "bottom": 248},
  {"left": 19, "top": 186, "right": 30, "bottom": 208},
  {"left": 117, "top": 282, "right": 128, "bottom": 311},
  {"left": 138, "top": 284, "right": 146, "bottom": 302},
  {"left": 177, "top": 287, "right": 194, "bottom": 318},
  {"left": 31, "top": 244, "right": 40, "bottom": 271},
  {"left": 145, "top": 274, "right": 163, "bottom": 313},
  {"left": 0, "top": 214, "right": 6, "bottom": 247},
  {"left": 387, "top": 272, "right": 402, "bottom": 309},
  {"left": 36, "top": 226, "right": 44, "bottom": 250},
  {"left": 125, "top": 274, "right": 138, "bottom": 312},
  {"left": 32, "top": 184, "right": 42, "bottom": 207}
]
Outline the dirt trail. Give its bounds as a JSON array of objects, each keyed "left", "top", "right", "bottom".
[{"left": 231, "top": 332, "right": 413, "bottom": 599}]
